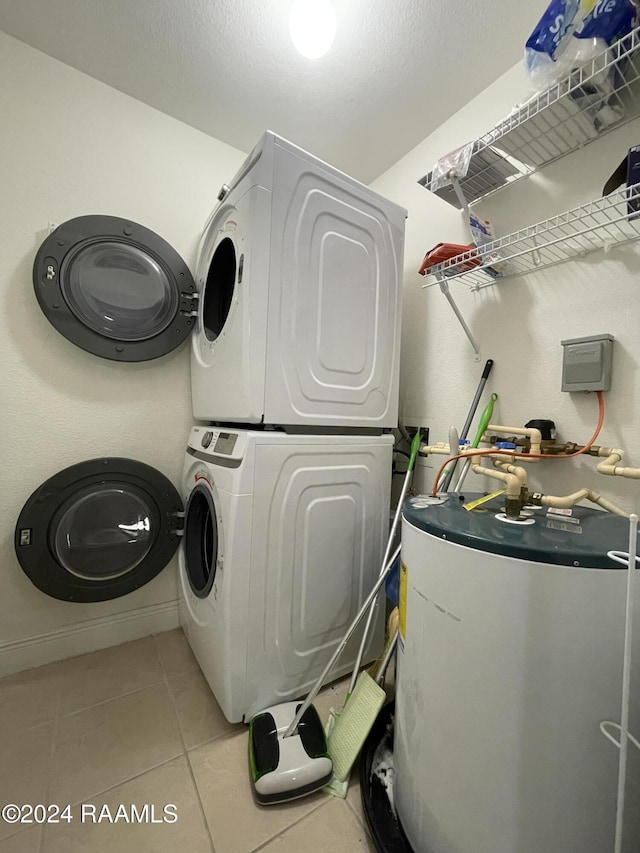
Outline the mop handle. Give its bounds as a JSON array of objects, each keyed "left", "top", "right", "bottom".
[
  {"left": 453, "top": 393, "right": 498, "bottom": 492},
  {"left": 375, "top": 628, "right": 399, "bottom": 686},
  {"left": 347, "top": 429, "right": 422, "bottom": 695},
  {"left": 283, "top": 542, "right": 402, "bottom": 739},
  {"left": 346, "top": 469, "right": 411, "bottom": 695},
  {"left": 441, "top": 359, "right": 493, "bottom": 492}
]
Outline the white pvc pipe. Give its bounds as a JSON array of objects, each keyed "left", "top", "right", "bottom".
[
  {"left": 597, "top": 448, "right": 640, "bottom": 479},
  {"left": 486, "top": 423, "right": 543, "bottom": 455},
  {"left": 471, "top": 459, "right": 521, "bottom": 499},
  {"left": 491, "top": 458, "right": 528, "bottom": 485},
  {"left": 538, "top": 489, "right": 629, "bottom": 518}
]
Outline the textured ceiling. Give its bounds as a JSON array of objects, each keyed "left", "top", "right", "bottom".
[{"left": 0, "top": 0, "right": 545, "bottom": 182}]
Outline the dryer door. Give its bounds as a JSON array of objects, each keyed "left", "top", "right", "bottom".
[
  {"left": 191, "top": 186, "right": 271, "bottom": 423},
  {"left": 14, "top": 459, "right": 183, "bottom": 602},
  {"left": 33, "top": 216, "right": 197, "bottom": 361}
]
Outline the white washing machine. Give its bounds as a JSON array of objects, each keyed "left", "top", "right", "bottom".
[
  {"left": 178, "top": 425, "right": 392, "bottom": 722},
  {"left": 190, "top": 131, "right": 406, "bottom": 428}
]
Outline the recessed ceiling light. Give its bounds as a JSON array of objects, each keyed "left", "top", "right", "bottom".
[{"left": 289, "top": 0, "right": 336, "bottom": 60}]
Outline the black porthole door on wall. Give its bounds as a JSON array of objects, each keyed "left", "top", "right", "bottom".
[
  {"left": 33, "top": 216, "right": 198, "bottom": 361},
  {"left": 14, "top": 459, "right": 184, "bottom": 602}
]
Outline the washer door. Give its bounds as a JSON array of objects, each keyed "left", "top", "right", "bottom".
[
  {"left": 183, "top": 482, "right": 220, "bottom": 599},
  {"left": 33, "top": 216, "right": 197, "bottom": 361},
  {"left": 14, "top": 459, "right": 183, "bottom": 602}
]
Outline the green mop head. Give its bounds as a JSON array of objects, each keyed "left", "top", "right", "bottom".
[{"left": 326, "top": 671, "right": 386, "bottom": 783}]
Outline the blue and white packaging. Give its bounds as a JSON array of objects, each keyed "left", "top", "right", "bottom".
[
  {"left": 524, "top": 0, "right": 585, "bottom": 89},
  {"left": 562, "top": 1, "right": 638, "bottom": 130}
]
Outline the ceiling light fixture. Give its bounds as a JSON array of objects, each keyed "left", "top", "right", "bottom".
[{"left": 289, "top": 0, "right": 336, "bottom": 59}]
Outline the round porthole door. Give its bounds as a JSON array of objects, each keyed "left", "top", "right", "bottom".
[
  {"left": 14, "top": 459, "right": 184, "bottom": 602},
  {"left": 33, "top": 216, "right": 198, "bottom": 361},
  {"left": 195, "top": 203, "right": 243, "bottom": 348},
  {"left": 201, "top": 235, "right": 238, "bottom": 343},
  {"left": 184, "top": 483, "right": 220, "bottom": 599}
]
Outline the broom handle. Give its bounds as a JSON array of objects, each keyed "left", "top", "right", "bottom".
[
  {"left": 375, "top": 628, "right": 399, "bottom": 686},
  {"left": 347, "top": 457, "right": 415, "bottom": 695},
  {"left": 283, "top": 543, "right": 401, "bottom": 739},
  {"left": 441, "top": 358, "right": 493, "bottom": 492}
]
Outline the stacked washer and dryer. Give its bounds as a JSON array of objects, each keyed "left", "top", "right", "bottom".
[{"left": 16, "top": 132, "right": 406, "bottom": 723}]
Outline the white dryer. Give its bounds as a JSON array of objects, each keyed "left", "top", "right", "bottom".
[
  {"left": 178, "top": 425, "right": 392, "bottom": 722},
  {"left": 190, "top": 131, "right": 406, "bottom": 428},
  {"left": 31, "top": 134, "right": 405, "bottom": 430}
]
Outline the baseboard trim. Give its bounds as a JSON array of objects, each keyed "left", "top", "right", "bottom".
[{"left": 0, "top": 600, "right": 180, "bottom": 677}]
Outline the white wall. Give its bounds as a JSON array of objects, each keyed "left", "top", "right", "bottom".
[
  {"left": 371, "top": 62, "right": 640, "bottom": 515},
  {"left": 0, "top": 32, "right": 246, "bottom": 675}
]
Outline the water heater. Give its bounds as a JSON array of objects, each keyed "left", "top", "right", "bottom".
[{"left": 395, "top": 493, "right": 639, "bottom": 853}]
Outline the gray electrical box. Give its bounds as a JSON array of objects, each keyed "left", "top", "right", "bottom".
[{"left": 561, "top": 334, "right": 614, "bottom": 392}]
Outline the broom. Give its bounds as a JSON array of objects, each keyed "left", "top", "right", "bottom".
[{"left": 323, "top": 430, "right": 421, "bottom": 789}]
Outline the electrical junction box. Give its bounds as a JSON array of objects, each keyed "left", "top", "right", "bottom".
[{"left": 561, "top": 334, "right": 614, "bottom": 392}]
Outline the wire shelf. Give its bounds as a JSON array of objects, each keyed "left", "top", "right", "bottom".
[
  {"left": 421, "top": 183, "right": 640, "bottom": 289},
  {"left": 419, "top": 27, "right": 640, "bottom": 207}
]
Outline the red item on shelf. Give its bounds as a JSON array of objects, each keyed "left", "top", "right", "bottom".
[{"left": 418, "top": 242, "right": 480, "bottom": 276}]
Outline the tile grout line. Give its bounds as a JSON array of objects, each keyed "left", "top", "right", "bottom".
[
  {"left": 53, "top": 632, "right": 196, "bottom": 720},
  {"left": 0, "top": 636, "right": 195, "bottom": 850},
  {"left": 37, "top": 639, "right": 197, "bottom": 839},
  {"left": 55, "top": 754, "right": 185, "bottom": 811},
  {"left": 154, "top": 633, "right": 218, "bottom": 853},
  {"left": 50, "top": 649, "right": 185, "bottom": 809},
  {"left": 245, "top": 798, "right": 331, "bottom": 853},
  {"left": 36, "top": 657, "right": 66, "bottom": 853},
  {"left": 344, "top": 791, "right": 367, "bottom": 830},
  {"left": 57, "top": 676, "right": 166, "bottom": 720}
]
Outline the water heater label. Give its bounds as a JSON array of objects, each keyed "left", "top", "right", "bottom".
[
  {"left": 399, "top": 561, "right": 408, "bottom": 641},
  {"left": 547, "top": 506, "right": 574, "bottom": 517}
]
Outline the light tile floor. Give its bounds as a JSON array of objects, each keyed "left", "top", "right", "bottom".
[{"left": 0, "top": 630, "right": 376, "bottom": 853}]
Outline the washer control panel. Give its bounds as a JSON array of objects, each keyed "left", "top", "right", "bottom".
[
  {"left": 213, "top": 432, "right": 237, "bottom": 455},
  {"left": 190, "top": 427, "right": 246, "bottom": 461}
]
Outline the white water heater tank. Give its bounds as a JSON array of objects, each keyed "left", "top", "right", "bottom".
[{"left": 395, "top": 493, "right": 639, "bottom": 853}]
